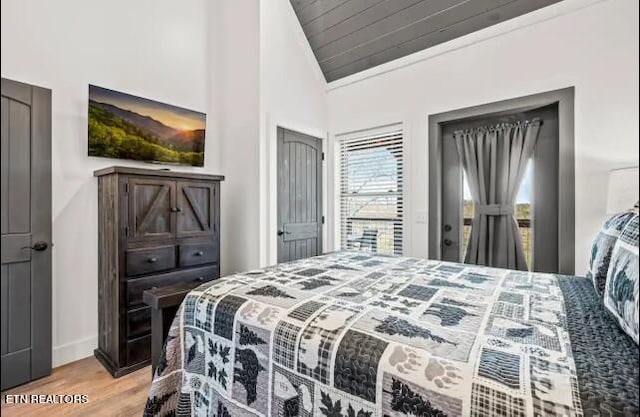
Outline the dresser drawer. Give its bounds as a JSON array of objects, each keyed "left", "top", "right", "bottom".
[
  {"left": 126, "top": 246, "right": 176, "bottom": 276},
  {"left": 126, "top": 334, "right": 151, "bottom": 366},
  {"left": 126, "top": 306, "right": 151, "bottom": 339},
  {"left": 179, "top": 243, "right": 217, "bottom": 267},
  {"left": 126, "top": 265, "right": 218, "bottom": 307}
]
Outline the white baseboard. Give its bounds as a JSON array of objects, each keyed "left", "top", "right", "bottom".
[{"left": 52, "top": 335, "right": 97, "bottom": 367}]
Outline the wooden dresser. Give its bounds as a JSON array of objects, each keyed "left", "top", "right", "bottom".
[{"left": 93, "top": 166, "right": 224, "bottom": 377}]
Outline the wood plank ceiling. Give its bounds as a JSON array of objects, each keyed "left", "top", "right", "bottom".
[{"left": 290, "top": 0, "right": 563, "bottom": 82}]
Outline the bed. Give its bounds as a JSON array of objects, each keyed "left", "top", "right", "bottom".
[{"left": 144, "top": 252, "right": 639, "bottom": 417}]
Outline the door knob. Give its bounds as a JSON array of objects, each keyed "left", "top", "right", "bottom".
[
  {"left": 24, "top": 241, "right": 51, "bottom": 251},
  {"left": 443, "top": 239, "right": 453, "bottom": 246}
]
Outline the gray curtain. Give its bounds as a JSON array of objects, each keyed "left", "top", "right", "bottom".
[{"left": 454, "top": 119, "right": 541, "bottom": 270}]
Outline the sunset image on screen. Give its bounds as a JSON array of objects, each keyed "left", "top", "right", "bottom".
[{"left": 88, "top": 85, "right": 206, "bottom": 166}]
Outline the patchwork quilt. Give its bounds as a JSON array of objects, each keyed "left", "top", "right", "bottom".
[{"left": 145, "top": 252, "right": 639, "bottom": 417}]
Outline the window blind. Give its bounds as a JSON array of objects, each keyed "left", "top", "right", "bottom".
[{"left": 339, "top": 126, "right": 403, "bottom": 256}]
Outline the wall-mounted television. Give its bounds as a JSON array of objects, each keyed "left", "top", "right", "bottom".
[{"left": 88, "top": 85, "right": 206, "bottom": 167}]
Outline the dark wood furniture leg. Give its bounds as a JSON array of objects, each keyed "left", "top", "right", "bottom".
[{"left": 143, "top": 283, "right": 201, "bottom": 375}]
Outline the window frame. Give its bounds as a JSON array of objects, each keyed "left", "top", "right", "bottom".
[{"left": 336, "top": 124, "right": 405, "bottom": 256}]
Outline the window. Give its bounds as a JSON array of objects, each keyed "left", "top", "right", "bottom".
[{"left": 339, "top": 126, "right": 403, "bottom": 255}]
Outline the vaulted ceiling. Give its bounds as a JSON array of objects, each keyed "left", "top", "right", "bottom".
[{"left": 290, "top": 0, "right": 563, "bottom": 82}]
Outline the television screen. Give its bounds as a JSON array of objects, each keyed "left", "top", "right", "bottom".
[{"left": 88, "top": 85, "right": 206, "bottom": 167}]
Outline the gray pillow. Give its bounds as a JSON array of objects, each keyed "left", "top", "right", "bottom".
[
  {"left": 604, "top": 212, "right": 639, "bottom": 344},
  {"left": 587, "top": 210, "right": 636, "bottom": 299}
]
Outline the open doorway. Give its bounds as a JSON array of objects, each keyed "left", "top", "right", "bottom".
[{"left": 428, "top": 88, "right": 575, "bottom": 274}]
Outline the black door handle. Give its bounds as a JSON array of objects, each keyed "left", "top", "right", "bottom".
[
  {"left": 443, "top": 239, "right": 453, "bottom": 247},
  {"left": 24, "top": 241, "right": 51, "bottom": 251}
]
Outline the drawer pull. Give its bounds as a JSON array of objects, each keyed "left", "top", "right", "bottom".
[
  {"left": 179, "top": 244, "right": 216, "bottom": 267},
  {"left": 126, "top": 246, "right": 175, "bottom": 276}
]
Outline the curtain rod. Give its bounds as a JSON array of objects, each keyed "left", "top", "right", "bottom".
[{"left": 453, "top": 117, "right": 543, "bottom": 134}]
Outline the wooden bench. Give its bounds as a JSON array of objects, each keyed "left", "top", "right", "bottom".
[{"left": 143, "top": 282, "right": 201, "bottom": 374}]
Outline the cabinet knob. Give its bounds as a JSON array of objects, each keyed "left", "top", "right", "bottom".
[
  {"left": 148, "top": 257, "right": 158, "bottom": 263},
  {"left": 195, "top": 251, "right": 204, "bottom": 257},
  {"left": 170, "top": 207, "right": 182, "bottom": 213},
  {"left": 195, "top": 277, "right": 204, "bottom": 282}
]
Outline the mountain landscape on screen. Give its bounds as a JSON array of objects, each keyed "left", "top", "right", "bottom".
[{"left": 88, "top": 85, "right": 206, "bottom": 166}]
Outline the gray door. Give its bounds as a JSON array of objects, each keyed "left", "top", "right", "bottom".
[
  {"left": 277, "top": 128, "right": 323, "bottom": 263},
  {"left": 440, "top": 132, "right": 464, "bottom": 263},
  {"left": 1, "top": 78, "right": 52, "bottom": 390},
  {"left": 440, "top": 104, "right": 559, "bottom": 272}
]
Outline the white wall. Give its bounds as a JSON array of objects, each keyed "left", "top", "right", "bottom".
[
  {"left": 214, "top": 0, "right": 262, "bottom": 275},
  {"left": 1, "top": 0, "right": 220, "bottom": 366},
  {"left": 259, "top": 0, "right": 329, "bottom": 266},
  {"left": 327, "top": 0, "right": 639, "bottom": 275},
  {"left": 209, "top": 0, "right": 330, "bottom": 273}
]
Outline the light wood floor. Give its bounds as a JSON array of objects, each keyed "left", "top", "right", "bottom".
[{"left": 1, "top": 357, "right": 151, "bottom": 417}]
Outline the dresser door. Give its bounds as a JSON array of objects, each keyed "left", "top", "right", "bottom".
[
  {"left": 128, "top": 178, "right": 176, "bottom": 241},
  {"left": 176, "top": 181, "right": 215, "bottom": 238}
]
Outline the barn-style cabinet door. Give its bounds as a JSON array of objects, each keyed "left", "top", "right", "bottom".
[
  {"left": 127, "top": 177, "right": 176, "bottom": 241},
  {"left": 176, "top": 181, "right": 216, "bottom": 238}
]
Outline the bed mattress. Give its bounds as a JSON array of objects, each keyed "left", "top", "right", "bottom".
[{"left": 145, "top": 252, "right": 639, "bottom": 416}]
